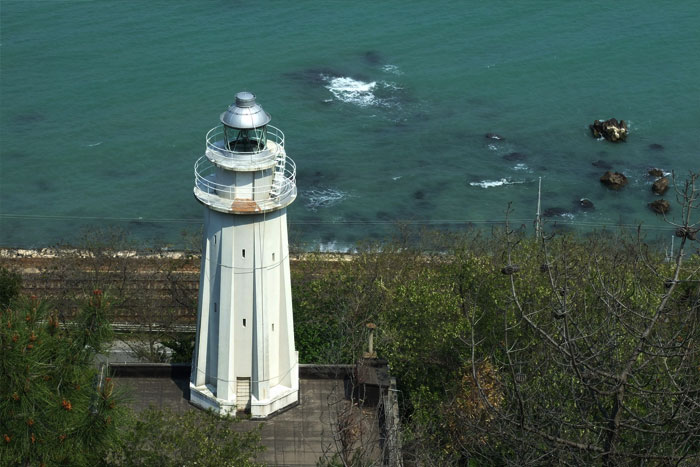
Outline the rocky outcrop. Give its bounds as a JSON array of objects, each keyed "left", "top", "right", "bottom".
[
  {"left": 600, "top": 171, "right": 628, "bottom": 189},
  {"left": 649, "top": 199, "right": 671, "bottom": 214},
  {"left": 590, "top": 118, "right": 628, "bottom": 142},
  {"left": 648, "top": 168, "right": 664, "bottom": 177},
  {"left": 652, "top": 177, "right": 669, "bottom": 195}
]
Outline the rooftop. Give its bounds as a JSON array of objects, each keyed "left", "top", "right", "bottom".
[{"left": 112, "top": 364, "right": 395, "bottom": 467}]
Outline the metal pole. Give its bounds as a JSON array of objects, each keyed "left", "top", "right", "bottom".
[{"left": 536, "top": 177, "right": 542, "bottom": 239}]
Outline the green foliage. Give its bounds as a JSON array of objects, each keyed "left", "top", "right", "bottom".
[
  {"left": 290, "top": 220, "right": 700, "bottom": 464},
  {"left": 0, "top": 266, "right": 22, "bottom": 308},
  {"left": 160, "top": 333, "right": 195, "bottom": 363},
  {"left": 113, "top": 407, "right": 265, "bottom": 466},
  {"left": 0, "top": 293, "right": 127, "bottom": 466}
]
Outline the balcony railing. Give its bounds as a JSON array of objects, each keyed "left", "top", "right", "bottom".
[
  {"left": 193, "top": 155, "right": 297, "bottom": 214},
  {"left": 204, "top": 125, "right": 284, "bottom": 170}
]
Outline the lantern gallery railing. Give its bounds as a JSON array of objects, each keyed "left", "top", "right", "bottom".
[
  {"left": 193, "top": 156, "right": 297, "bottom": 214},
  {"left": 205, "top": 125, "right": 284, "bottom": 170}
]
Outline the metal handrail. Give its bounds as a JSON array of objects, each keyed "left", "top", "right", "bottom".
[
  {"left": 205, "top": 125, "right": 284, "bottom": 159},
  {"left": 194, "top": 156, "right": 296, "bottom": 201}
]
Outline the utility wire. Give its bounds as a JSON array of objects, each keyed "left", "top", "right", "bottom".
[{"left": 0, "top": 212, "right": 678, "bottom": 231}]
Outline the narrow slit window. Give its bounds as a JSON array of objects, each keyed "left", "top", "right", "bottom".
[
  {"left": 214, "top": 302, "right": 217, "bottom": 313},
  {"left": 214, "top": 234, "right": 216, "bottom": 244},
  {"left": 242, "top": 249, "right": 246, "bottom": 258},
  {"left": 272, "top": 323, "right": 275, "bottom": 331},
  {"left": 242, "top": 319, "right": 246, "bottom": 327},
  {"left": 272, "top": 253, "right": 275, "bottom": 261}
]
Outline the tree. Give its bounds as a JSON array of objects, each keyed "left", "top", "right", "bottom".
[
  {"left": 0, "top": 292, "right": 128, "bottom": 466},
  {"left": 0, "top": 266, "right": 22, "bottom": 308},
  {"left": 113, "top": 407, "right": 265, "bottom": 467},
  {"left": 451, "top": 174, "right": 700, "bottom": 465}
]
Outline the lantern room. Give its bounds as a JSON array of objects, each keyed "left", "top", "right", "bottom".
[{"left": 220, "top": 91, "right": 271, "bottom": 153}]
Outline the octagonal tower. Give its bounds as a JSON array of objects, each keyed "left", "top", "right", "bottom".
[{"left": 190, "top": 92, "right": 298, "bottom": 418}]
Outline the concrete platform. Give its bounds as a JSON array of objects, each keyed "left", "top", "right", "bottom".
[{"left": 113, "top": 365, "right": 385, "bottom": 466}]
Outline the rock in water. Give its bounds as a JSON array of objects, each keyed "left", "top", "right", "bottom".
[
  {"left": 649, "top": 199, "right": 671, "bottom": 214},
  {"left": 600, "top": 171, "right": 628, "bottom": 189},
  {"left": 485, "top": 133, "right": 505, "bottom": 141},
  {"left": 579, "top": 198, "right": 595, "bottom": 210},
  {"left": 648, "top": 168, "right": 664, "bottom": 177},
  {"left": 590, "top": 118, "right": 628, "bottom": 142},
  {"left": 652, "top": 177, "right": 669, "bottom": 195}
]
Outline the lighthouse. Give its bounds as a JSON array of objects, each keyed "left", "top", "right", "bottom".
[{"left": 189, "top": 92, "right": 299, "bottom": 418}]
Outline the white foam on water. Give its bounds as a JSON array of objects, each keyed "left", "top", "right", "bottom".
[
  {"left": 382, "top": 64, "right": 403, "bottom": 75},
  {"left": 513, "top": 163, "right": 530, "bottom": 171},
  {"left": 321, "top": 75, "right": 401, "bottom": 108},
  {"left": 379, "top": 81, "right": 403, "bottom": 91},
  {"left": 322, "top": 75, "right": 377, "bottom": 107},
  {"left": 86, "top": 141, "right": 103, "bottom": 147},
  {"left": 469, "top": 178, "right": 525, "bottom": 188},
  {"left": 392, "top": 176, "right": 402, "bottom": 181},
  {"left": 304, "top": 187, "right": 348, "bottom": 211},
  {"left": 318, "top": 241, "right": 353, "bottom": 253},
  {"left": 487, "top": 144, "right": 499, "bottom": 151}
]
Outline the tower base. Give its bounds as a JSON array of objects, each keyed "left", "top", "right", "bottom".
[
  {"left": 251, "top": 386, "right": 299, "bottom": 419},
  {"left": 189, "top": 383, "right": 298, "bottom": 419},
  {"left": 189, "top": 383, "right": 237, "bottom": 416}
]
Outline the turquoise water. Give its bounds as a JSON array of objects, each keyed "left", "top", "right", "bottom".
[{"left": 1, "top": 1, "right": 699, "bottom": 249}]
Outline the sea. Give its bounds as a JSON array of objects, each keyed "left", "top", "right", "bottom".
[{"left": 1, "top": 1, "right": 699, "bottom": 251}]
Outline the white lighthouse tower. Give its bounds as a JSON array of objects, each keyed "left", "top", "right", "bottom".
[{"left": 189, "top": 92, "right": 299, "bottom": 418}]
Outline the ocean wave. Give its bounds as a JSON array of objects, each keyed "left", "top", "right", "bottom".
[
  {"left": 303, "top": 187, "right": 348, "bottom": 211},
  {"left": 382, "top": 64, "right": 403, "bottom": 75},
  {"left": 321, "top": 75, "right": 401, "bottom": 108},
  {"left": 512, "top": 163, "right": 531, "bottom": 172},
  {"left": 318, "top": 241, "right": 353, "bottom": 253},
  {"left": 322, "top": 75, "right": 377, "bottom": 107},
  {"left": 86, "top": 141, "right": 103, "bottom": 147},
  {"left": 469, "top": 178, "right": 525, "bottom": 188}
]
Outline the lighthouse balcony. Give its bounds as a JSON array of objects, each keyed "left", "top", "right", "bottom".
[
  {"left": 194, "top": 156, "right": 297, "bottom": 214},
  {"left": 205, "top": 125, "right": 284, "bottom": 171}
]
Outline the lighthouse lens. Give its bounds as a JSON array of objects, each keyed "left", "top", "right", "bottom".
[{"left": 227, "top": 127, "right": 267, "bottom": 153}]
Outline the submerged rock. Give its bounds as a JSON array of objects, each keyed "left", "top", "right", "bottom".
[
  {"left": 590, "top": 118, "right": 628, "bottom": 142},
  {"left": 485, "top": 133, "right": 505, "bottom": 141},
  {"left": 600, "top": 171, "right": 628, "bottom": 189},
  {"left": 503, "top": 152, "right": 527, "bottom": 161},
  {"left": 652, "top": 177, "right": 669, "bottom": 195},
  {"left": 543, "top": 207, "right": 569, "bottom": 217},
  {"left": 592, "top": 160, "right": 613, "bottom": 169},
  {"left": 364, "top": 51, "right": 383, "bottom": 65},
  {"left": 649, "top": 199, "right": 671, "bottom": 214},
  {"left": 648, "top": 143, "right": 664, "bottom": 151}
]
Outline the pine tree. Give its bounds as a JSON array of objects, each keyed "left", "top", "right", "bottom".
[{"left": 1, "top": 291, "right": 127, "bottom": 466}]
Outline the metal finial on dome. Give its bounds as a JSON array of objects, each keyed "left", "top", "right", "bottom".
[
  {"left": 235, "top": 91, "right": 256, "bottom": 107},
  {"left": 220, "top": 91, "right": 271, "bottom": 129}
]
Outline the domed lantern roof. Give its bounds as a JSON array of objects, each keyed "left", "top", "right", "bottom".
[{"left": 220, "top": 92, "right": 271, "bottom": 129}]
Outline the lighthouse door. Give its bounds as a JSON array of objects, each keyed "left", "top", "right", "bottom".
[{"left": 236, "top": 377, "right": 251, "bottom": 411}]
